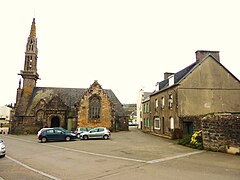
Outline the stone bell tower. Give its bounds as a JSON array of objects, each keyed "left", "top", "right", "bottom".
[
  {"left": 19, "top": 18, "right": 39, "bottom": 88},
  {"left": 16, "top": 18, "right": 39, "bottom": 115}
]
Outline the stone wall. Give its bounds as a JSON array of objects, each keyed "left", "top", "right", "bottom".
[
  {"left": 77, "top": 82, "right": 113, "bottom": 131},
  {"left": 201, "top": 114, "right": 240, "bottom": 153}
]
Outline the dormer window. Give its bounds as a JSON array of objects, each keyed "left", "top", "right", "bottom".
[
  {"left": 169, "top": 75, "right": 174, "bottom": 86},
  {"left": 155, "top": 82, "right": 160, "bottom": 91}
]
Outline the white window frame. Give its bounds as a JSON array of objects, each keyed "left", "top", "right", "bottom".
[
  {"left": 170, "top": 117, "right": 174, "bottom": 130},
  {"left": 168, "top": 94, "right": 173, "bottom": 109},
  {"left": 155, "top": 99, "right": 158, "bottom": 110},
  {"left": 154, "top": 117, "right": 160, "bottom": 130},
  {"left": 161, "top": 97, "right": 165, "bottom": 109}
]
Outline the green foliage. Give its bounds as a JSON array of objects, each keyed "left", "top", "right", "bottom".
[
  {"left": 178, "top": 135, "right": 191, "bottom": 146},
  {"left": 178, "top": 130, "right": 203, "bottom": 150}
]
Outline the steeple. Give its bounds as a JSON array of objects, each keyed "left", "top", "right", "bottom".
[
  {"left": 30, "top": 18, "right": 36, "bottom": 38},
  {"left": 19, "top": 18, "right": 39, "bottom": 89}
]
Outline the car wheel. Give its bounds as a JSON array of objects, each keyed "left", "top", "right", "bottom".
[
  {"left": 76, "top": 133, "right": 80, "bottom": 138},
  {"left": 41, "top": 137, "right": 47, "bottom": 143},
  {"left": 103, "top": 135, "right": 109, "bottom": 140},
  {"left": 83, "top": 135, "right": 88, "bottom": 140},
  {"left": 65, "top": 136, "right": 71, "bottom": 141},
  {"left": 0, "top": 155, "right": 5, "bottom": 158}
]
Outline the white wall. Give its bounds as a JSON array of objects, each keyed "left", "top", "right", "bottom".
[{"left": 0, "top": 106, "right": 12, "bottom": 121}]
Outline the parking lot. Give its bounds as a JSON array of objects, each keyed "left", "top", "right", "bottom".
[{"left": 0, "top": 126, "right": 240, "bottom": 180}]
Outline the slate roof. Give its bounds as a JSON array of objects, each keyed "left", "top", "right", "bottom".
[
  {"left": 25, "top": 87, "right": 126, "bottom": 116},
  {"left": 152, "top": 54, "right": 240, "bottom": 96},
  {"left": 142, "top": 92, "right": 151, "bottom": 102},
  {"left": 151, "top": 62, "right": 196, "bottom": 96}
]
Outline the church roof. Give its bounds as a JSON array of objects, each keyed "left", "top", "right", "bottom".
[{"left": 26, "top": 87, "right": 126, "bottom": 116}]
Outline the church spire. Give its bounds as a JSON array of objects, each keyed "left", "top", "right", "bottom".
[
  {"left": 19, "top": 18, "right": 39, "bottom": 89},
  {"left": 30, "top": 18, "right": 36, "bottom": 38}
]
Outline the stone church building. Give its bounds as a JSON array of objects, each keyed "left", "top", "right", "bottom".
[{"left": 10, "top": 18, "right": 128, "bottom": 134}]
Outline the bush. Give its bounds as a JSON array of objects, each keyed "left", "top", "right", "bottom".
[
  {"left": 190, "top": 130, "right": 203, "bottom": 150},
  {"left": 178, "top": 135, "right": 191, "bottom": 146},
  {"left": 178, "top": 130, "right": 203, "bottom": 150}
]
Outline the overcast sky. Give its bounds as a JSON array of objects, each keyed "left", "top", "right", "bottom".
[{"left": 0, "top": 0, "right": 240, "bottom": 106}]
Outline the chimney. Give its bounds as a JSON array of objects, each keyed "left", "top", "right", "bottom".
[
  {"left": 195, "top": 50, "right": 220, "bottom": 63},
  {"left": 164, "top": 72, "right": 174, "bottom": 80}
]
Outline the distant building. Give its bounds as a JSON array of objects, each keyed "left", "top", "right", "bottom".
[
  {"left": 136, "top": 89, "right": 151, "bottom": 129},
  {"left": 142, "top": 96, "right": 151, "bottom": 131},
  {"left": 11, "top": 18, "right": 128, "bottom": 134},
  {"left": 0, "top": 106, "right": 12, "bottom": 121},
  {"left": 123, "top": 104, "right": 137, "bottom": 124}
]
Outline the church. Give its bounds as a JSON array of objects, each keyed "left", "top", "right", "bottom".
[{"left": 10, "top": 18, "right": 128, "bottom": 134}]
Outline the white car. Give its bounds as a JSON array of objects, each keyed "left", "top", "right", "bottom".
[
  {"left": 74, "top": 127, "right": 92, "bottom": 138},
  {"left": 80, "top": 127, "right": 111, "bottom": 140},
  {"left": 0, "top": 139, "right": 6, "bottom": 157}
]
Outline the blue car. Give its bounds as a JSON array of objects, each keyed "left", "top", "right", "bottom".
[{"left": 38, "top": 128, "right": 77, "bottom": 143}]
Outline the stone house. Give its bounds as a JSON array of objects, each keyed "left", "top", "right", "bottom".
[
  {"left": 147, "top": 50, "right": 240, "bottom": 139},
  {"left": 10, "top": 18, "right": 128, "bottom": 134}
]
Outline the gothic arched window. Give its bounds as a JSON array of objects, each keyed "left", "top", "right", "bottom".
[{"left": 89, "top": 95, "right": 101, "bottom": 119}]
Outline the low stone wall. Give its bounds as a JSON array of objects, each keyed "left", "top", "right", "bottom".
[{"left": 201, "top": 114, "right": 240, "bottom": 153}]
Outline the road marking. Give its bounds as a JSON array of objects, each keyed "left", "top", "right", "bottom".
[
  {"left": 6, "top": 155, "right": 61, "bottom": 180},
  {"left": 146, "top": 151, "right": 204, "bottom": 164},
  {"left": 44, "top": 143, "right": 148, "bottom": 163},
  {"left": 3, "top": 135, "right": 204, "bottom": 164},
  {"left": 2, "top": 136, "right": 147, "bottom": 163}
]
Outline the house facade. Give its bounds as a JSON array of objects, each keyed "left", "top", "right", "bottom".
[
  {"left": 136, "top": 89, "right": 151, "bottom": 129},
  {"left": 144, "top": 50, "right": 240, "bottom": 139},
  {"left": 142, "top": 96, "right": 151, "bottom": 132},
  {"left": 10, "top": 18, "right": 128, "bottom": 134},
  {"left": 0, "top": 106, "right": 12, "bottom": 121}
]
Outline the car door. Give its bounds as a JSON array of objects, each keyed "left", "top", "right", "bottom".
[
  {"left": 54, "top": 129, "right": 65, "bottom": 140},
  {"left": 88, "top": 128, "right": 99, "bottom": 139},
  {"left": 45, "top": 129, "right": 55, "bottom": 140},
  {"left": 97, "top": 128, "right": 105, "bottom": 138}
]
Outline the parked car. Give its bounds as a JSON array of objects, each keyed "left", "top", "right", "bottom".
[
  {"left": 0, "top": 139, "right": 6, "bottom": 157},
  {"left": 38, "top": 128, "right": 77, "bottom": 143},
  {"left": 37, "top": 127, "right": 71, "bottom": 137},
  {"left": 37, "top": 127, "right": 51, "bottom": 137},
  {"left": 80, "top": 127, "right": 111, "bottom": 140},
  {"left": 74, "top": 127, "right": 92, "bottom": 138}
]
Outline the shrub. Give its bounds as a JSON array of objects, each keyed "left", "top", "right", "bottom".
[
  {"left": 178, "top": 130, "right": 203, "bottom": 150},
  {"left": 178, "top": 135, "right": 191, "bottom": 146},
  {"left": 190, "top": 130, "right": 203, "bottom": 150}
]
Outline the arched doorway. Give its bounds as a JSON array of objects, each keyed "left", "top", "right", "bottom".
[{"left": 51, "top": 116, "right": 60, "bottom": 127}]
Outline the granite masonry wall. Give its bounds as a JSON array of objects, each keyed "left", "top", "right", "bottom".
[{"left": 201, "top": 114, "right": 240, "bottom": 153}]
